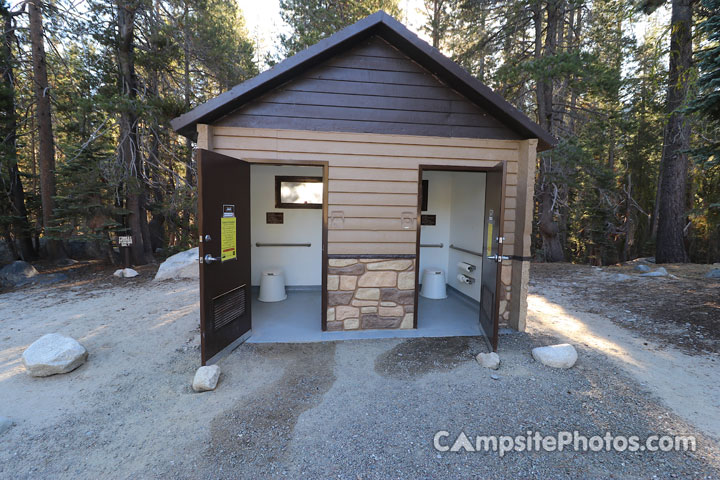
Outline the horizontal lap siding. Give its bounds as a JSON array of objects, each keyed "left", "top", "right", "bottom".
[
  {"left": 215, "top": 36, "right": 520, "bottom": 141},
  {"left": 328, "top": 193, "right": 417, "bottom": 206},
  {"left": 328, "top": 180, "right": 417, "bottom": 194},
  {"left": 207, "top": 36, "right": 524, "bottom": 255},
  {"left": 208, "top": 127, "right": 520, "bottom": 255}
]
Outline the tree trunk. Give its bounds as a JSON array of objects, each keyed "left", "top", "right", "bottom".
[
  {"left": 1, "top": 4, "right": 35, "bottom": 260},
  {"left": 182, "top": 5, "right": 194, "bottom": 188},
  {"left": 430, "top": 0, "right": 441, "bottom": 48},
  {"left": 655, "top": 0, "right": 692, "bottom": 263},
  {"left": 28, "top": 0, "right": 65, "bottom": 260},
  {"left": 116, "top": 0, "right": 151, "bottom": 265},
  {"left": 534, "top": 0, "right": 564, "bottom": 262}
]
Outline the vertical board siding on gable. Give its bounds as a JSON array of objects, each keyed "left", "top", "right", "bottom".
[
  {"left": 208, "top": 126, "right": 521, "bottom": 255},
  {"left": 214, "top": 36, "right": 521, "bottom": 141}
]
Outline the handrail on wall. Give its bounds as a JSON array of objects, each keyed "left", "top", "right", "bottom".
[
  {"left": 420, "top": 243, "right": 444, "bottom": 248},
  {"left": 449, "top": 244, "right": 483, "bottom": 257},
  {"left": 255, "top": 242, "right": 312, "bottom": 247}
]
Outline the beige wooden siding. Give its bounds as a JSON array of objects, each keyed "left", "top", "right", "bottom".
[{"left": 203, "top": 126, "right": 523, "bottom": 255}]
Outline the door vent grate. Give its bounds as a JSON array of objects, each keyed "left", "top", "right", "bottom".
[
  {"left": 212, "top": 285, "right": 246, "bottom": 331},
  {"left": 480, "top": 284, "right": 494, "bottom": 325}
]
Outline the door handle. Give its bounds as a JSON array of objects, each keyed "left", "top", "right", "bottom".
[{"left": 204, "top": 254, "right": 221, "bottom": 264}]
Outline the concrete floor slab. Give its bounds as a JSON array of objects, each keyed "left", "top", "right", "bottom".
[{"left": 248, "top": 288, "right": 481, "bottom": 343}]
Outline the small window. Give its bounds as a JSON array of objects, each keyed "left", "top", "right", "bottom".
[{"left": 275, "top": 176, "right": 323, "bottom": 209}]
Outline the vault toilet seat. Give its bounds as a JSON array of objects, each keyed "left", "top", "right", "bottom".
[
  {"left": 258, "top": 269, "right": 287, "bottom": 302},
  {"left": 420, "top": 268, "right": 447, "bottom": 299}
]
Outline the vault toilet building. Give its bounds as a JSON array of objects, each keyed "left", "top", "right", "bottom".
[{"left": 171, "top": 11, "right": 555, "bottom": 364}]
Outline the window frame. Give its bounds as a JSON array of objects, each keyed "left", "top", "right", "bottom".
[{"left": 274, "top": 175, "right": 324, "bottom": 209}]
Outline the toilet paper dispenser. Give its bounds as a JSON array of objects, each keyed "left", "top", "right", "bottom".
[
  {"left": 457, "top": 261, "right": 476, "bottom": 273},
  {"left": 457, "top": 274, "right": 475, "bottom": 285}
]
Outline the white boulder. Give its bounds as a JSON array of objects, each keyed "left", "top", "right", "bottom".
[
  {"left": 22, "top": 333, "right": 88, "bottom": 377},
  {"left": 154, "top": 248, "right": 199, "bottom": 281},
  {"left": 476, "top": 352, "right": 500, "bottom": 370},
  {"left": 634, "top": 264, "right": 651, "bottom": 273},
  {"left": 113, "top": 268, "right": 139, "bottom": 278},
  {"left": 640, "top": 267, "right": 668, "bottom": 277},
  {"left": 192, "top": 365, "right": 221, "bottom": 392},
  {"left": 532, "top": 343, "right": 578, "bottom": 369}
]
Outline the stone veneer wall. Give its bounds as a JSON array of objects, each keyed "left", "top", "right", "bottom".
[
  {"left": 327, "top": 258, "right": 415, "bottom": 331},
  {"left": 499, "top": 262, "right": 512, "bottom": 327}
]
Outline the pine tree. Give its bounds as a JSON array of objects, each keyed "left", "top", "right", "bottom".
[
  {"left": 28, "top": 0, "right": 67, "bottom": 259},
  {"left": 0, "top": 1, "right": 35, "bottom": 260},
  {"left": 279, "top": 0, "right": 401, "bottom": 56},
  {"left": 649, "top": 0, "right": 693, "bottom": 263}
]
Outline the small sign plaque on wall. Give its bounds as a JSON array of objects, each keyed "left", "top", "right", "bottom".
[
  {"left": 266, "top": 212, "right": 284, "bottom": 224},
  {"left": 421, "top": 214, "right": 437, "bottom": 226}
]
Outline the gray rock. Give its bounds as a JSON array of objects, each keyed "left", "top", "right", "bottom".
[
  {"left": 193, "top": 365, "right": 221, "bottom": 392},
  {"left": 634, "top": 264, "right": 651, "bottom": 273},
  {"left": 122, "top": 268, "right": 138, "bottom": 278},
  {"left": 532, "top": 343, "right": 578, "bottom": 369},
  {"left": 490, "top": 374, "right": 500, "bottom": 380},
  {"left": 0, "top": 260, "right": 38, "bottom": 287},
  {"left": 154, "top": 247, "right": 198, "bottom": 281},
  {"left": 475, "top": 352, "right": 500, "bottom": 370},
  {"left": 0, "top": 416, "right": 13, "bottom": 435},
  {"left": 610, "top": 273, "right": 632, "bottom": 281},
  {"left": 22, "top": 333, "right": 88, "bottom": 377},
  {"left": 113, "top": 268, "right": 139, "bottom": 278},
  {"left": 640, "top": 267, "right": 668, "bottom": 277},
  {"left": 705, "top": 269, "right": 720, "bottom": 279}
]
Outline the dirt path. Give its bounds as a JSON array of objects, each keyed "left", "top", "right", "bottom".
[
  {"left": 527, "top": 264, "right": 720, "bottom": 441},
  {"left": 0, "top": 265, "right": 719, "bottom": 478}
]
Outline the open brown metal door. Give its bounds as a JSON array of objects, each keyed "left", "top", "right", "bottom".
[
  {"left": 479, "top": 163, "right": 506, "bottom": 352},
  {"left": 198, "top": 149, "right": 251, "bottom": 365}
]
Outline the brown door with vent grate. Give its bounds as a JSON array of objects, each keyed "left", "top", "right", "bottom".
[
  {"left": 198, "top": 149, "right": 251, "bottom": 365},
  {"left": 479, "top": 163, "right": 506, "bottom": 352}
]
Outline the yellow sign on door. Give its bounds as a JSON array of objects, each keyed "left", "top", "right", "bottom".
[
  {"left": 486, "top": 222, "right": 493, "bottom": 257},
  {"left": 221, "top": 217, "right": 236, "bottom": 262}
]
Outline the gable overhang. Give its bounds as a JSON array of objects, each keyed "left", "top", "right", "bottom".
[{"left": 171, "top": 11, "right": 556, "bottom": 151}]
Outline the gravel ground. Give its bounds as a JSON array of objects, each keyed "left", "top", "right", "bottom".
[
  {"left": 531, "top": 262, "right": 720, "bottom": 355},
  {"left": 167, "top": 336, "right": 720, "bottom": 480},
  {"left": 1, "top": 268, "right": 719, "bottom": 478}
]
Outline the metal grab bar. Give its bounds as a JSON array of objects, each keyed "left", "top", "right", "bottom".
[
  {"left": 255, "top": 242, "right": 311, "bottom": 247},
  {"left": 420, "top": 243, "right": 444, "bottom": 248},
  {"left": 449, "top": 244, "right": 483, "bottom": 257}
]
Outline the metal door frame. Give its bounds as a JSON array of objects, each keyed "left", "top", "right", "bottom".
[
  {"left": 245, "top": 159, "right": 330, "bottom": 332},
  {"left": 415, "top": 163, "right": 507, "bottom": 350}
]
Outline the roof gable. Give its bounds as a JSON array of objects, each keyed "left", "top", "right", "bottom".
[
  {"left": 171, "top": 11, "right": 555, "bottom": 151},
  {"left": 214, "top": 37, "right": 522, "bottom": 140}
]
